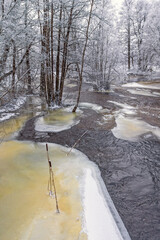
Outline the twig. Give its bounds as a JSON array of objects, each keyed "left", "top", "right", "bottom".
[
  {"left": 67, "top": 130, "right": 88, "bottom": 156},
  {"left": 46, "top": 143, "right": 60, "bottom": 213}
]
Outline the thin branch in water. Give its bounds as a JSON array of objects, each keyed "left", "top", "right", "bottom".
[{"left": 67, "top": 130, "right": 88, "bottom": 156}]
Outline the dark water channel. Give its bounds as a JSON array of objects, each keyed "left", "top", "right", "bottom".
[{"left": 82, "top": 131, "right": 160, "bottom": 240}]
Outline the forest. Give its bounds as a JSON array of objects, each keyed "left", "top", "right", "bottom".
[
  {"left": 0, "top": 1, "right": 160, "bottom": 240},
  {"left": 1, "top": 0, "right": 160, "bottom": 107}
]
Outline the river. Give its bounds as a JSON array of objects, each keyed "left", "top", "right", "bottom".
[
  {"left": 0, "top": 103, "right": 130, "bottom": 240},
  {"left": 1, "top": 80, "right": 160, "bottom": 240}
]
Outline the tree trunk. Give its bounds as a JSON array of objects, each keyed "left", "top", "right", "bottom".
[
  {"left": 41, "top": 0, "right": 53, "bottom": 106},
  {"left": 40, "top": 0, "right": 48, "bottom": 99},
  {"left": 37, "top": 0, "right": 45, "bottom": 96},
  {"left": 12, "top": 42, "right": 16, "bottom": 96},
  {"left": 26, "top": 48, "right": 32, "bottom": 93},
  {"left": 0, "top": 42, "right": 33, "bottom": 82},
  {"left": 72, "top": 0, "right": 94, "bottom": 112},
  {"left": 46, "top": 0, "right": 52, "bottom": 105},
  {"left": 128, "top": 16, "right": 131, "bottom": 70},
  {"left": 1, "top": 0, "right": 4, "bottom": 17},
  {"left": 55, "top": 3, "right": 62, "bottom": 104},
  {"left": 25, "top": 0, "right": 32, "bottom": 94},
  {"left": 58, "top": 0, "right": 75, "bottom": 105},
  {"left": 138, "top": 39, "right": 142, "bottom": 71},
  {"left": 0, "top": 44, "right": 10, "bottom": 77},
  {"left": 50, "top": 0, "right": 55, "bottom": 102}
]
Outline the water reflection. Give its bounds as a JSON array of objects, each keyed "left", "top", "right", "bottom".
[
  {"left": 0, "top": 95, "right": 45, "bottom": 142},
  {"left": 0, "top": 114, "right": 31, "bottom": 142}
]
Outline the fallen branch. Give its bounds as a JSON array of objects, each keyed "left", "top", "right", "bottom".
[
  {"left": 67, "top": 130, "right": 88, "bottom": 156},
  {"left": 46, "top": 143, "right": 60, "bottom": 213}
]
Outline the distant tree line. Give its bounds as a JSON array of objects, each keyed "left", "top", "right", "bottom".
[{"left": 119, "top": 0, "right": 160, "bottom": 72}]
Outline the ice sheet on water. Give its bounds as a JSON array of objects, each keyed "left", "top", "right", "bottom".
[
  {"left": 35, "top": 107, "right": 81, "bottom": 132},
  {"left": 0, "top": 140, "right": 131, "bottom": 240},
  {"left": 79, "top": 102, "right": 103, "bottom": 112},
  {"left": 108, "top": 101, "right": 135, "bottom": 110},
  {"left": 112, "top": 114, "right": 160, "bottom": 141},
  {"left": 127, "top": 88, "right": 160, "bottom": 97},
  {"left": 122, "top": 82, "right": 160, "bottom": 89}
]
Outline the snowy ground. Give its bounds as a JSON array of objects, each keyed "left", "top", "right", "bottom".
[{"left": 0, "top": 97, "right": 26, "bottom": 122}]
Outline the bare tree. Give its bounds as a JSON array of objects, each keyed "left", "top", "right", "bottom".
[
  {"left": 55, "top": 2, "right": 62, "bottom": 104},
  {"left": 12, "top": 40, "right": 16, "bottom": 95},
  {"left": 25, "top": 0, "right": 32, "bottom": 94},
  {"left": 72, "top": 0, "right": 94, "bottom": 112},
  {"left": 125, "top": 0, "right": 133, "bottom": 70},
  {"left": 50, "top": 0, "right": 55, "bottom": 101},
  {"left": 58, "top": 0, "right": 75, "bottom": 105}
]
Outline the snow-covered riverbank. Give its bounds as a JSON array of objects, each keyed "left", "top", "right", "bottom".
[{"left": 0, "top": 97, "right": 26, "bottom": 122}]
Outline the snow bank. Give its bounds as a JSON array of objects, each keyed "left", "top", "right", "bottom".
[
  {"left": 0, "top": 97, "right": 26, "bottom": 122},
  {"left": 82, "top": 168, "right": 127, "bottom": 240},
  {"left": 122, "top": 82, "right": 160, "bottom": 89},
  {"left": 0, "top": 97, "right": 26, "bottom": 113},
  {"left": 0, "top": 113, "right": 16, "bottom": 122}
]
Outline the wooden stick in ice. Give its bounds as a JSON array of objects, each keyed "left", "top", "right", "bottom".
[{"left": 46, "top": 143, "right": 60, "bottom": 213}]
